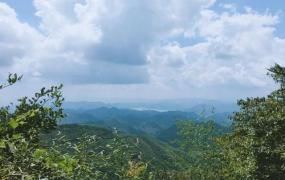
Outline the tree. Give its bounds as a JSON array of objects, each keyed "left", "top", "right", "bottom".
[
  {"left": 0, "top": 73, "right": 74, "bottom": 179},
  {"left": 0, "top": 74, "right": 152, "bottom": 179},
  {"left": 222, "top": 64, "right": 285, "bottom": 179},
  {"left": 177, "top": 120, "right": 228, "bottom": 179}
]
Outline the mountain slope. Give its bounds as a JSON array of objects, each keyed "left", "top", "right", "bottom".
[
  {"left": 42, "top": 124, "right": 190, "bottom": 171},
  {"left": 61, "top": 107, "right": 201, "bottom": 136}
]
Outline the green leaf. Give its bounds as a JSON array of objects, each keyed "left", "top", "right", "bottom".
[
  {"left": 8, "top": 119, "right": 19, "bottom": 129},
  {"left": 33, "top": 149, "right": 47, "bottom": 159},
  {"left": 0, "top": 140, "right": 5, "bottom": 149},
  {"left": 12, "top": 134, "right": 22, "bottom": 140}
]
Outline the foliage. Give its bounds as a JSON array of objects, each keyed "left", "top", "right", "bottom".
[
  {"left": 0, "top": 74, "right": 188, "bottom": 179},
  {"left": 0, "top": 74, "right": 68, "bottom": 179},
  {"left": 0, "top": 74, "right": 143, "bottom": 179},
  {"left": 175, "top": 64, "right": 285, "bottom": 180},
  {"left": 219, "top": 64, "right": 285, "bottom": 179},
  {"left": 41, "top": 124, "right": 191, "bottom": 179},
  {"left": 177, "top": 120, "right": 229, "bottom": 179}
]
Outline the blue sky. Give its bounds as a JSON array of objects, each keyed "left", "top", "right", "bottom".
[
  {"left": 0, "top": 0, "right": 42, "bottom": 31},
  {"left": 0, "top": 0, "right": 284, "bottom": 103},
  {"left": 215, "top": 0, "right": 285, "bottom": 37}
]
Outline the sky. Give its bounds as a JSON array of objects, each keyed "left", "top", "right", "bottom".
[{"left": 0, "top": 0, "right": 285, "bottom": 104}]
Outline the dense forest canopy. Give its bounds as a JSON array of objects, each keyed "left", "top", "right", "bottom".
[{"left": 0, "top": 64, "right": 285, "bottom": 179}]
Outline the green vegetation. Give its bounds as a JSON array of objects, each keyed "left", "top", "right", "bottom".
[
  {"left": 176, "top": 120, "right": 228, "bottom": 179},
  {"left": 218, "top": 64, "right": 285, "bottom": 179},
  {"left": 62, "top": 107, "right": 202, "bottom": 136},
  {"left": 174, "top": 64, "right": 285, "bottom": 179},
  {"left": 0, "top": 73, "right": 188, "bottom": 179},
  {"left": 0, "top": 64, "right": 285, "bottom": 179},
  {"left": 41, "top": 124, "right": 190, "bottom": 176}
]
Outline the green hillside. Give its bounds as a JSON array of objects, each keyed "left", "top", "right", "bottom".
[
  {"left": 41, "top": 124, "right": 190, "bottom": 172},
  {"left": 61, "top": 107, "right": 231, "bottom": 137}
]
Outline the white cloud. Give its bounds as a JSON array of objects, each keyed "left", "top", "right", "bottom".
[
  {"left": 148, "top": 8, "right": 285, "bottom": 92},
  {"left": 0, "top": 0, "right": 216, "bottom": 84},
  {"left": 0, "top": 0, "right": 284, "bottom": 101},
  {"left": 0, "top": 2, "right": 42, "bottom": 69}
]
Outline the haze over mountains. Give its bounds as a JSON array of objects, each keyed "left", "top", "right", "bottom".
[
  {"left": 62, "top": 99, "right": 236, "bottom": 140},
  {"left": 63, "top": 98, "right": 238, "bottom": 113}
]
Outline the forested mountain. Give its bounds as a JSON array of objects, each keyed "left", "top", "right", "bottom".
[
  {"left": 42, "top": 124, "right": 190, "bottom": 172},
  {"left": 62, "top": 107, "right": 199, "bottom": 135},
  {"left": 61, "top": 107, "right": 230, "bottom": 138}
]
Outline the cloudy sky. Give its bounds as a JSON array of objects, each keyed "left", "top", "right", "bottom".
[{"left": 0, "top": 0, "right": 284, "bottom": 103}]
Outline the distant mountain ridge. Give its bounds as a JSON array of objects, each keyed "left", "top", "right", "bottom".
[
  {"left": 62, "top": 106, "right": 232, "bottom": 140},
  {"left": 62, "top": 107, "right": 199, "bottom": 135},
  {"left": 62, "top": 99, "right": 235, "bottom": 142},
  {"left": 64, "top": 98, "right": 238, "bottom": 112}
]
